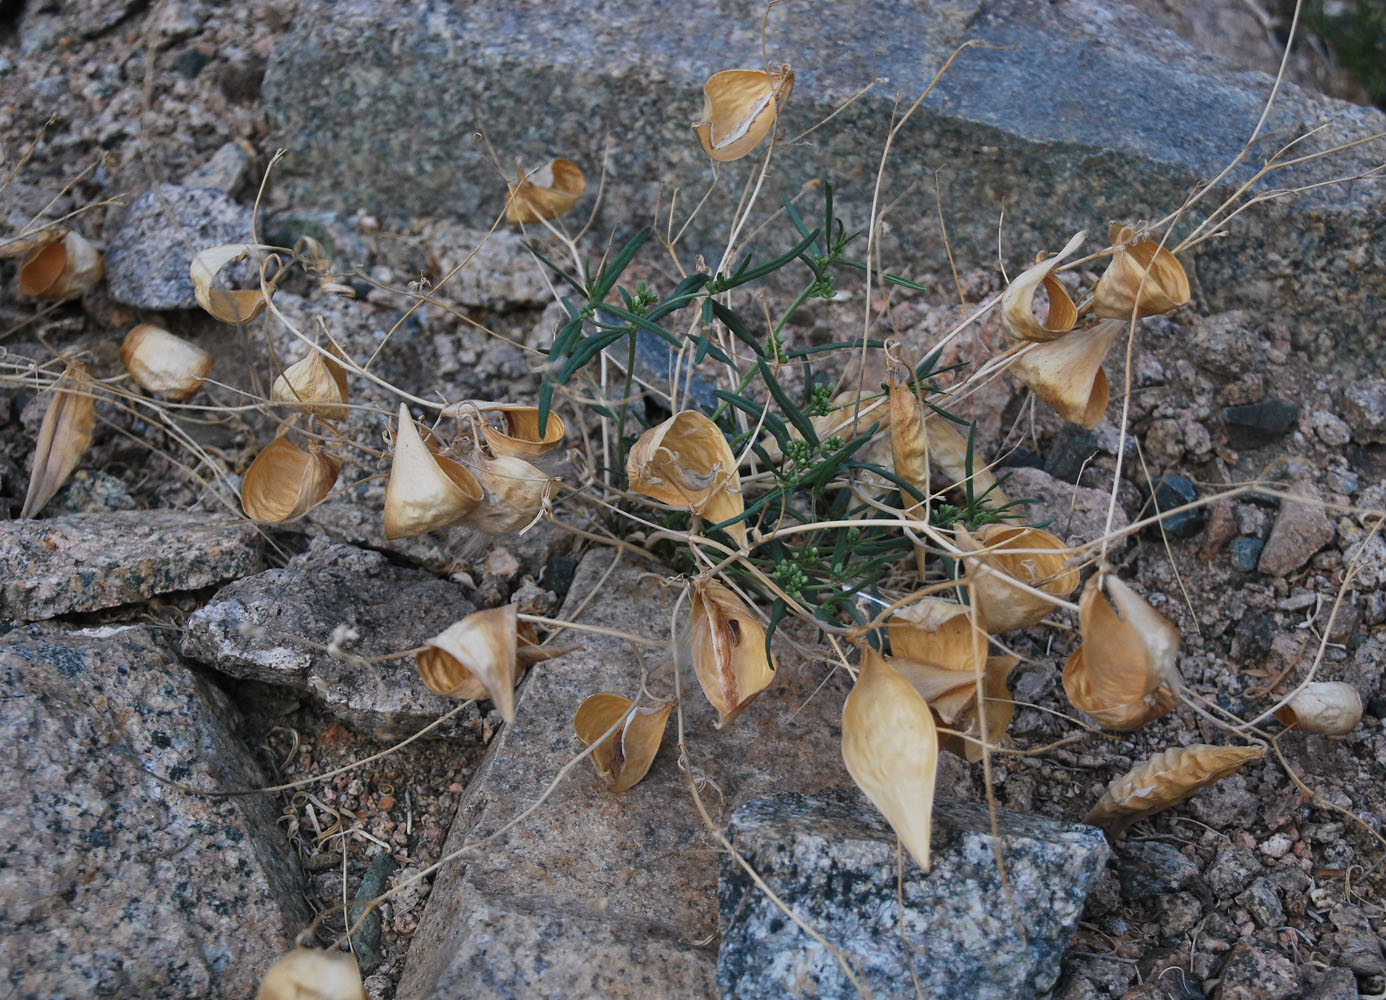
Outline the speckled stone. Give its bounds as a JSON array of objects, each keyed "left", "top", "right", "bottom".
[
  {"left": 717, "top": 791, "right": 1108, "bottom": 1000},
  {"left": 181, "top": 537, "right": 484, "bottom": 740},
  {"left": 1257, "top": 487, "right": 1335, "bottom": 577},
  {"left": 0, "top": 509, "right": 263, "bottom": 623},
  {"left": 0, "top": 624, "right": 311, "bottom": 997}
]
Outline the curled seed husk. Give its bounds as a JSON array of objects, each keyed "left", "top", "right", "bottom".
[
  {"left": 1086, "top": 743, "right": 1264, "bottom": 834},
  {"left": 1063, "top": 647, "right": 1179, "bottom": 731},
  {"left": 1001, "top": 230, "right": 1085, "bottom": 342},
  {"left": 889, "top": 598, "right": 987, "bottom": 676},
  {"left": 121, "top": 324, "right": 213, "bottom": 400},
  {"left": 383, "top": 404, "right": 482, "bottom": 539},
  {"left": 842, "top": 648, "right": 939, "bottom": 871},
  {"left": 417, "top": 605, "right": 521, "bottom": 724},
  {"left": 1273, "top": 682, "right": 1362, "bottom": 735},
  {"left": 271, "top": 345, "right": 349, "bottom": 420},
  {"left": 19, "top": 230, "right": 104, "bottom": 301},
  {"left": 1093, "top": 224, "right": 1190, "bottom": 319},
  {"left": 255, "top": 948, "right": 366, "bottom": 1000},
  {"left": 693, "top": 66, "right": 793, "bottom": 162},
  {"left": 190, "top": 243, "right": 273, "bottom": 324},
  {"left": 241, "top": 436, "right": 341, "bottom": 522},
  {"left": 628, "top": 411, "right": 746, "bottom": 547},
  {"left": 467, "top": 454, "right": 553, "bottom": 535},
  {"left": 482, "top": 406, "right": 565, "bottom": 459},
  {"left": 925, "top": 416, "right": 1007, "bottom": 510},
  {"left": 573, "top": 693, "right": 674, "bottom": 792},
  {"left": 690, "top": 579, "right": 775, "bottom": 727},
  {"left": 888, "top": 365, "right": 929, "bottom": 508},
  {"left": 0, "top": 225, "right": 66, "bottom": 259},
  {"left": 1008, "top": 318, "right": 1122, "bottom": 429},
  {"left": 956, "top": 523, "right": 1078, "bottom": 634},
  {"left": 21, "top": 361, "right": 96, "bottom": 518},
  {"left": 505, "top": 157, "right": 586, "bottom": 225},
  {"left": 954, "top": 655, "right": 1020, "bottom": 763}
]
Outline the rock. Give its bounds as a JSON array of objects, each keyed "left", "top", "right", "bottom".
[
  {"left": 103, "top": 185, "right": 254, "bottom": 309},
  {"left": 1235, "top": 877, "right": 1285, "bottom": 929},
  {"left": 998, "top": 465, "right": 1129, "bottom": 548},
  {"left": 1205, "top": 845, "right": 1262, "bottom": 899},
  {"left": 1214, "top": 940, "right": 1300, "bottom": 1000},
  {"left": 0, "top": 510, "right": 263, "bottom": 623},
  {"left": 1114, "top": 841, "right": 1204, "bottom": 902},
  {"left": 1342, "top": 379, "right": 1386, "bottom": 444},
  {"left": 182, "top": 538, "right": 484, "bottom": 740},
  {"left": 1328, "top": 903, "right": 1386, "bottom": 976},
  {"left": 1302, "top": 967, "right": 1362, "bottom": 1000},
  {"left": 420, "top": 221, "right": 550, "bottom": 309},
  {"left": 1144, "top": 472, "right": 1208, "bottom": 540},
  {"left": 180, "top": 140, "right": 252, "bottom": 195},
  {"left": 1229, "top": 536, "right": 1264, "bottom": 572},
  {"left": 1045, "top": 424, "right": 1101, "bottom": 485},
  {"left": 349, "top": 852, "right": 397, "bottom": 975},
  {"left": 1155, "top": 891, "right": 1203, "bottom": 938},
  {"left": 0, "top": 624, "right": 310, "bottom": 996},
  {"left": 46, "top": 468, "right": 138, "bottom": 514},
  {"left": 717, "top": 791, "right": 1108, "bottom": 1000},
  {"left": 1258, "top": 487, "right": 1335, "bottom": 577},
  {"left": 1222, "top": 399, "right": 1300, "bottom": 448}
]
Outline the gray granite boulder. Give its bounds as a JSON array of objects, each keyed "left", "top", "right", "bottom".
[{"left": 718, "top": 791, "right": 1109, "bottom": 1000}]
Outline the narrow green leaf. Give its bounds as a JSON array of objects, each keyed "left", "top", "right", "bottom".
[
  {"left": 757, "top": 358, "right": 818, "bottom": 445},
  {"left": 591, "top": 227, "right": 652, "bottom": 301}
]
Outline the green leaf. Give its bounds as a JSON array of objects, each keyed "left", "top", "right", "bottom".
[
  {"left": 713, "top": 389, "right": 790, "bottom": 452},
  {"left": 757, "top": 358, "right": 818, "bottom": 445},
  {"left": 591, "top": 227, "right": 652, "bottom": 301},
  {"left": 712, "top": 229, "right": 820, "bottom": 292},
  {"left": 710, "top": 301, "right": 767, "bottom": 358}
]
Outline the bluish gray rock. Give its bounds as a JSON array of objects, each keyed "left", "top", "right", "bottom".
[{"left": 717, "top": 791, "right": 1109, "bottom": 1000}]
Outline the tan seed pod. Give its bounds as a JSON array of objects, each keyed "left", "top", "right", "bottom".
[
  {"left": 482, "top": 406, "right": 566, "bottom": 459},
  {"left": 417, "top": 605, "right": 522, "bottom": 724},
  {"left": 241, "top": 436, "right": 341, "bottom": 522},
  {"left": 1069, "top": 574, "right": 1181, "bottom": 713},
  {"left": 383, "top": 404, "right": 483, "bottom": 539},
  {"left": 628, "top": 410, "right": 746, "bottom": 547},
  {"left": 20, "top": 361, "right": 97, "bottom": 518},
  {"left": 1086, "top": 743, "right": 1264, "bottom": 833},
  {"left": 120, "top": 324, "right": 213, "bottom": 400},
  {"left": 255, "top": 948, "right": 366, "bottom": 1000},
  {"left": 889, "top": 598, "right": 987, "bottom": 676},
  {"left": 842, "top": 648, "right": 939, "bottom": 871},
  {"left": 888, "top": 365, "right": 929, "bottom": 508},
  {"left": 690, "top": 579, "right": 775, "bottom": 727},
  {"left": 0, "top": 225, "right": 66, "bottom": 259},
  {"left": 1001, "top": 230, "right": 1085, "bottom": 342},
  {"left": 573, "top": 693, "right": 674, "bottom": 792},
  {"left": 693, "top": 66, "right": 794, "bottom": 162},
  {"left": 956, "top": 523, "right": 1078, "bottom": 634},
  {"left": 505, "top": 158, "right": 586, "bottom": 225},
  {"left": 190, "top": 243, "right": 273, "bottom": 324},
  {"left": 467, "top": 453, "right": 553, "bottom": 535},
  {"left": 1273, "top": 682, "right": 1362, "bottom": 735},
  {"left": 956, "top": 655, "right": 1020, "bottom": 763},
  {"left": 925, "top": 416, "right": 1007, "bottom": 509},
  {"left": 1063, "top": 647, "right": 1178, "bottom": 731},
  {"left": 19, "top": 230, "right": 104, "bottom": 301},
  {"left": 1093, "top": 224, "right": 1190, "bottom": 319},
  {"left": 271, "top": 345, "right": 349, "bottom": 420},
  {"left": 1008, "top": 318, "right": 1122, "bottom": 429}
]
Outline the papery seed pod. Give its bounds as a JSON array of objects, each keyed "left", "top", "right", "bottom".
[
  {"left": 0, "top": 225, "right": 66, "bottom": 259},
  {"left": 888, "top": 365, "right": 929, "bottom": 506},
  {"left": 383, "top": 404, "right": 482, "bottom": 539},
  {"left": 21, "top": 361, "right": 96, "bottom": 518},
  {"left": 505, "top": 158, "right": 586, "bottom": 225},
  {"left": 467, "top": 453, "right": 553, "bottom": 535},
  {"left": 417, "top": 605, "right": 521, "bottom": 724},
  {"left": 573, "top": 693, "right": 674, "bottom": 792},
  {"left": 1273, "top": 682, "right": 1362, "bottom": 735},
  {"left": 956, "top": 523, "right": 1078, "bottom": 634},
  {"left": 241, "top": 436, "right": 341, "bottom": 522},
  {"left": 690, "top": 579, "right": 775, "bottom": 727},
  {"left": 925, "top": 416, "right": 1006, "bottom": 509},
  {"left": 19, "top": 230, "right": 104, "bottom": 301},
  {"left": 628, "top": 410, "right": 746, "bottom": 546},
  {"left": 889, "top": 656, "right": 980, "bottom": 725},
  {"left": 1008, "top": 318, "right": 1122, "bottom": 429},
  {"left": 1063, "top": 647, "right": 1178, "bottom": 731},
  {"left": 1001, "top": 230, "right": 1085, "bottom": 342},
  {"left": 1086, "top": 743, "right": 1264, "bottom": 833},
  {"left": 842, "top": 648, "right": 939, "bottom": 871},
  {"left": 121, "top": 324, "right": 213, "bottom": 400},
  {"left": 693, "top": 66, "right": 793, "bottom": 162},
  {"left": 955, "top": 655, "right": 1020, "bottom": 763},
  {"left": 255, "top": 948, "right": 366, "bottom": 1000},
  {"left": 271, "top": 345, "right": 349, "bottom": 420},
  {"left": 482, "top": 406, "right": 565, "bottom": 459},
  {"left": 190, "top": 243, "right": 273, "bottom": 324},
  {"left": 889, "top": 598, "right": 986, "bottom": 676},
  {"left": 1093, "top": 224, "right": 1190, "bottom": 319}
]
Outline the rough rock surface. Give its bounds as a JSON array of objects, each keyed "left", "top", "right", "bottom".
[
  {"left": 0, "top": 624, "right": 310, "bottom": 997},
  {"left": 717, "top": 791, "right": 1109, "bottom": 1000},
  {"left": 0, "top": 509, "right": 263, "bottom": 622},
  {"left": 182, "top": 537, "right": 485, "bottom": 739},
  {"left": 1257, "top": 487, "right": 1336, "bottom": 577},
  {"left": 1001, "top": 464, "right": 1130, "bottom": 548}
]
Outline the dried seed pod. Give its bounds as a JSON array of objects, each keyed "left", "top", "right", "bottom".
[
  {"left": 190, "top": 243, "right": 272, "bottom": 324},
  {"left": 0, "top": 225, "right": 66, "bottom": 259},
  {"left": 21, "top": 362, "right": 96, "bottom": 518},
  {"left": 888, "top": 365, "right": 929, "bottom": 507},
  {"left": 482, "top": 406, "right": 565, "bottom": 459},
  {"left": 690, "top": 579, "right": 775, "bottom": 727},
  {"left": 120, "top": 324, "right": 213, "bottom": 400},
  {"left": 1086, "top": 743, "right": 1264, "bottom": 833},
  {"left": 573, "top": 693, "right": 674, "bottom": 792},
  {"left": 1093, "top": 224, "right": 1190, "bottom": 319},
  {"left": 417, "top": 605, "right": 521, "bottom": 724},
  {"left": 954, "top": 655, "right": 1020, "bottom": 763},
  {"left": 271, "top": 345, "right": 349, "bottom": 421},
  {"left": 467, "top": 453, "right": 553, "bottom": 535},
  {"left": 1063, "top": 648, "right": 1178, "bottom": 731},
  {"left": 19, "top": 230, "right": 104, "bottom": 301},
  {"left": 1001, "top": 230, "right": 1085, "bottom": 342},
  {"left": 505, "top": 158, "right": 586, "bottom": 225},
  {"left": 255, "top": 948, "right": 366, "bottom": 1000},
  {"left": 1273, "top": 682, "right": 1362, "bottom": 735},
  {"left": 842, "top": 648, "right": 939, "bottom": 871},
  {"left": 1008, "top": 318, "right": 1122, "bottom": 429},
  {"left": 383, "top": 404, "right": 483, "bottom": 539},
  {"left": 925, "top": 416, "right": 1006, "bottom": 509},
  {"left": 241, "top": 436, "right": 341, "bottom": 522},
  {"left": 693, "top": 66, "right": 793, "bottom": 162},
  {"left": 628, "top": 411, "right": 746, "bottom": 546},
  {"left": 956, "top": 523, "right": 1078, "bottom": 634},
  {"left": 889, "top": 598, "right": 986, "bottom": 676}
]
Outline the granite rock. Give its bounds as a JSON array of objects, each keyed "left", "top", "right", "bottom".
[
  {"left": 1342, "top": 378, "right": 1386, "bottom": 444},
  {"left": 0, "top": 624, "right": 310, "bottom": 997},
  {"left": 1214, "top": 939, "right": 1300, "bottom": 1000},
  {"left": 1257, "top": 487, "right": 1336, "bottom": 577},
  {"left": 1328, "top": 903, "right": 1386, "bottom": 976},
  {"left": 1113, "top": 840, "right": 1204, "bottom": 902}
]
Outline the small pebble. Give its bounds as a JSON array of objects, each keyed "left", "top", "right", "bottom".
[
  {"left": 1229, "top": 537, "right": 1263, "bottom": 572},
  {"left": 1260, "top": 833, "right": 1294, "bottom": 859}
]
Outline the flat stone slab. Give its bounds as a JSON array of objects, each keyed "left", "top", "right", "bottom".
[
  {"left": 0, "top": 509, "right": 263, "bottom": 623},
  {"left": 718, "top": 791, "right": 1110, "bottom": 1000}
]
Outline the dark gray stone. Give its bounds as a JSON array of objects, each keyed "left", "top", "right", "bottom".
[
  {"left": 1222, "top": 399, "right": 1301, "bottom": 448},
  {"left": 1235, "top": 877, "right": 1285, "bottom": 929},
  {"left": 717, "top": 791, "right": 1109, "bottom": 1000},
  {"left": 1144, "top": 472, "right": 1208, "bottom": 540},
  {"left": 1230, "top": 536, "right": 1264, "bottom": 572},
  {"left": 1045, "top": 425, "right": 1102, "bottom": 484},
  {"left": 1214, "top": 940, "right": 1300, "bottom": 1000},
  {"left": 1205, "top": 845, "right": 1262, "bottom": 899},
  {"left": 46, "top": 468, "right": 138, "bottom": 515},
  {"left": 1303, "top": 967, "right": 1363, "bottom": 1000},
  {"left": 349, "top": 852, "right": 397, "bottom": 975},
  {"left": 1114, "top": 840, "right": 1204, "bottom": 902}
]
